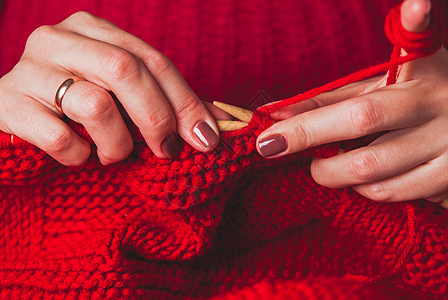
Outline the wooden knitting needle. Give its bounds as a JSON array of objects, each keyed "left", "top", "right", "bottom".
[
  {"left": 213, "top": 101, "right": 351, "bottom": 160},
  {"left": 213, "top": 101, "right": 253, "bottom": 132},
  {"left": 216, "top": 120, "right": 248, "bottom": 131},
  {"left": 211, "top": 102, "right": 356, "bottom": 165},
  {"left": 213, "top": 101, "right": 253, "bottom": 122}
]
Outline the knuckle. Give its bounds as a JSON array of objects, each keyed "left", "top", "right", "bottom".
[
  {"left": 70, "top": 155, "right": 89, "bottom": 167},
  {"left": 63, "top": 150, "right": 90, "bottom": 167},
  {"left": 63, "top": 12, "right": 118, "bottom": 36},
  {"left": 105, "top": 49, "right": 142, "bottom": 82},
  {"left": 145, "top": 51, "right": 171, "bottom": 78},
  {"left": 80, "top": 89, "right": 115, "bottom": 123},
  {"left": 361, "top": 183, "right": 389, "bottom": 202},
  {"left": 175, "top": 92, "right": 202, "bottom": 120},
  {"left": 435, "top": 84, "right": 448, "bottom": 111},
  {"left": 349, "top": 99, "right": 381, "bottom": 135},
  {"left": 310, "top": 159, "right": 326, "bottom": 185},
  {"left": 350, "top": 149, "right": 380, "bottom": 182},
  {"left": 66, "top": 11, "right": 98, "bottom": 25},
  {"left": 43, "top": 125, "right": 73, "bottom": 154},
  {"left": 425, "top": 196, "right": 441, "bottom": 204},
  {"left": 100, "top": 142, "right": 133, "bottom": 164},
  {"left": 291, "top": 122, "right": 312, "bottom": 149},
  {"left": 149, "top": 110, "right": 173, "bottom": 133},
  {"left": 26, "top": 25, "right": 58, "bottom": 49}
]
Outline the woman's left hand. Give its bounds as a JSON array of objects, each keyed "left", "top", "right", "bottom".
[{"left": 256, "top": 0, "right": 448, "bottom": 204}]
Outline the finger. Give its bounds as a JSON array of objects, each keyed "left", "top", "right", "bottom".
[
  {"left": 7, "top": 60, "right": 135, "bottom": 165},
  {"left": 353, "top": 153, "right": 448, "bottom": 202},
  {"left": 203, "top": 101, "right": 233, "bottom": 120},
  {"left": 270, "top": 76, "right": 384, "bottom": 120},
  {"left": 59, "top": 12, "right": 220, "bottom": 151},
  {"left": 310, "top": 124, "right": 442, "bottom": 188},
  {"left": 401, "top": 0, "right": 431, "bottom": 33},
  {"left": 61, "top": 80, "right": 134, "bottom": 165},
  {"left": 0, "top": 91, "right": 90, "bottom": 166},
  {"left": 256, "top": 83, "right": 435, "bottom": 158},
  {"left": 28, "top": 27, "right": 179, "bottom": 158},
  {"left": 268, "top": 0, "right": 431, "bottom": 123}
]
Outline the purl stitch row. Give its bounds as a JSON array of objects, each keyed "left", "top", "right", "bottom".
[{"left": 0, "top": 2, "right": 446, "bottom": 299}]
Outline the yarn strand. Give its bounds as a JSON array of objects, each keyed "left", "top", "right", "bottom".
[{"left": 258, "top": 3, "right": 442, "bottom": 115}]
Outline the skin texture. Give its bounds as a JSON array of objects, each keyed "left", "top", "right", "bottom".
[
  {"left": 257, "top": 0, "right": 448, "bottom": 204},
  {"left": 0, "top": 12, "right": 223, "bottom": 166},
  {"left": 0, "top": 0, "right": 444, "bottom": 205}
]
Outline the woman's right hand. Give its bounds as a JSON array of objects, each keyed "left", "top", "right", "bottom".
[{"left": 0, "top": 12, "right": 221, "bottom": 166}]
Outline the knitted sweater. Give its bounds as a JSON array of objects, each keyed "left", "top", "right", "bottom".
[{"left": 0, "top": 0, "right": 448, "bottom": 299}]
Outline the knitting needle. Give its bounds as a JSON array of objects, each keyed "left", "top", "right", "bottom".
[
  {"left": 212, "top": 101, "right": 354, "bottom": 161},
  {"left": 216, "top": 120, "right": 248, "bottom": 131},
  {"left": 213, "top": 101, "right": 253, "bottom": 123},
  {"left": 213, "top": 101, "right": 253, "bottom": 131}
]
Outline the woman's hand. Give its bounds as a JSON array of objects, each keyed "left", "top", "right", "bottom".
[
  {"left": 0, "top": 12, "right": 221, "bottom": 166},
  {"left": 257, "top": 0, "right": 448, "bottom": 203}
]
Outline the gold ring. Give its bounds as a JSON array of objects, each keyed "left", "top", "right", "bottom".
[
  {"left": 10, "top": 134, "right": 14, "bottom": 145},
  {"left": 54, "top": 76, "right": 83, "bottom": 114}
]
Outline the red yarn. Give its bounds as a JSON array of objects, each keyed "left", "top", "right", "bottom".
[
  {"left": 385, "top": 3, "right": 442, "bottom": 84},
  {"left": 345, "top": 203, "right": 417, "bottom": 284},
  {"left": 258, "top": 4, "right": 442, "bottom": 115},
  {"left": 0, "top": 1, "right": 447, "bottom": 299}
]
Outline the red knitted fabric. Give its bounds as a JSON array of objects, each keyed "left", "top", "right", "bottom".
[{"left": 1, "top": 0, "right": 448, "bottom": 299}]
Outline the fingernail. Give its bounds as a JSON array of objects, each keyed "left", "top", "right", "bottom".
[
  {"left": 193, "top": 121, "right": 219, "bottom": 148},
  {"left": 161, "top": 132, "right": 182, "bottom": 158},
  {"left": 258, "top": 134, "right": 287, "bottom": 157}
]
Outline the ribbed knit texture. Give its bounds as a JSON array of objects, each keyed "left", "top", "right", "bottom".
[
  {"left": 1, "top": 0, "right": 448, "bottom": 299},
  {"left": 0, "top": 0, "right": 399, "bottom": 106}
]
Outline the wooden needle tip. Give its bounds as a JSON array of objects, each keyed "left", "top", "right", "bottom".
[
  {"left": 216, "top": 120, "right": 248, "bottom": 131},
  {"left": 212, "top": 101, "right": 253, "bottom": 123}
]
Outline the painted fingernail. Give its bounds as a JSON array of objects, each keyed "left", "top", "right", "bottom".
[
  {"left": 161, "top": 132, "right": 182, "bottom": 158},
  {"left": 258, "top": 134, "right": 287, "bottom": 157},
  {"left": 193, "top": 121, "right": 219, "bottom": 148}
]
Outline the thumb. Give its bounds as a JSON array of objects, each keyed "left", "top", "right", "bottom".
[
  {"left": 397, "top": 0, "right": 447, "bottom": 82},
  {"left": 401, "top": 0, "right": 431, "bottom": 33}
]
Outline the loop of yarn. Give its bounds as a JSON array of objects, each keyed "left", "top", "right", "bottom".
[
  {"left": 385, "top": 3, "right": 442, "bottom": 85},
  {"left": 385, "top": 4, "right": 441, "bottom": 56},
  {"left": 254, "top": 3, "right": 440, "bottom": 288},
  {"left": 0, "top": 3, "right": 446, "bottom": 299},
  {"left": 0, "top": 3, "right": 443, "bottom": 148},
  {"left": 257, "top": 1, "right": 442, "bottom": 116}
]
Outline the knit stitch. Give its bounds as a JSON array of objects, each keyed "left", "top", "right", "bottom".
[{"left": 0, "top": 1, "right": 447, "bottom": 299}]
